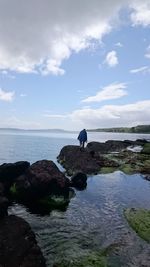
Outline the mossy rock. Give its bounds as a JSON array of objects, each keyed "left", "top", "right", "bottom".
[
  {"left": 10, "top": 183, "right": 17, "bottom": 194},
  {"left": 120, "top": 164, "right": 135, "bottom": 174},
  {"left": 10, "top": 183, "right": 20, "bottom": 197},
  {"left": 141, "top": 143, "right": 150, "bottom": 155},
  {"left": 38, "top": 195, "right": 70, "bottom": 210},
  {"left": 124, "top": 208, "right": 150, "bottom": 242},
  {"left": 54, "top": 252, "right": 107, "bottom": 267},
  {"left": 38, "top": 189, "right": 75, "bottom": 210},
  {"left": 100, "top": 167, "right": 117, "bottom": 174}
]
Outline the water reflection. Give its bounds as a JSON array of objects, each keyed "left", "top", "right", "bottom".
[{"left": 8, "top": 171, "right": 150, "bottom": 267}]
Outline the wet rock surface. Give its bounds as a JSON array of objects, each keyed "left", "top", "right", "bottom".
[
  {"left": 70, "top": 172, "right": 87, "bottom": 190},
  {"left": 15, "top": 160, "right": 70, "bottom": 200},
  {"left": 58, "top": 140, "right": 150, "bottom": 176},
  {"left": 57, "top": 145, "right": 100, "bottom": 175},
  {"left": 0, "top": 161, "right": 30, "bottom": 193},
  {"left": 0, "top": 215, "right": 46, "bottom": 267},
  {"left": 0, "top": 196, "right": 9, "bottom": 217},
  {"left": 87, "top": 139, "right": 148, "bottom": 154}
]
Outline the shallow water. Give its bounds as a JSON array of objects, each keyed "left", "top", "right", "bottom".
[
  {"left": 1, "top": 131, "right": 150, "bottom": 266},
  {"left": 8, "top": 172, "right": 150, "bottom": 266}
]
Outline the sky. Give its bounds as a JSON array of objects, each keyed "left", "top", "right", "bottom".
[{"left": 0, "top": 0, "right": 150, "bottom": 130}]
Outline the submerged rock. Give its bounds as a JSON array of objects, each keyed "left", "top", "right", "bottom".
[
  {"left": 0, "top": 215, "right": 46, "bottom": 267},
  {"left": 53, "top": 251, "right": 107, "bottom": 267},
  {"left": 36, "top": 189, "right": 75, "bottom": 214}
]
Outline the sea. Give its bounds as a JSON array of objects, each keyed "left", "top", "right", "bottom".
[{"left": 0, "top": 130, "right": 150, "bottom": 267}]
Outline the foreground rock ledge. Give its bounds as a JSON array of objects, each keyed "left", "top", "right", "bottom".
[{"left": 0, "top": 215, "right": 46, "bottom": 267}]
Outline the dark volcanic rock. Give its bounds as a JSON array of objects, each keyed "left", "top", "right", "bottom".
[
  {"left": 144, "top": 175, "right": 150, "bottom": 181},
  {"left": 87, "top": 139, "right": 148, "bottom": 154},
  {"left": 58, "top": 145, "right": 120, "bottom": 175},
  {"left": 58, "top": 145, "right": 101, "bottom": 175},
  {"left": 15, "top": 160, "right": 70, "bottom": 200},
  {"left": 0, "top": 161, "right": 30, "bottom": 192},
  {"left": 0, "top": 182, "right": 8, "bottom": 217},
  {"left": 0, "top": 182, "right": 4, "bottom": 195},
  {"left": 0, "top": 196, "right": 9, "bottom": 217},
  {"left": 71, "top": 172, "right": 87, "bottom": 190},
  {"left": 87, "top": 140, "right": 134, "bottom": 154},
  {"left": 0, "top": 215, "right": 46, "bottom": 267},
  {"left": 86, "top": 142, "right": 109, "bottom": 153},
  {"left": 57, "top": 140, "right": 150, "bottom": 175}
]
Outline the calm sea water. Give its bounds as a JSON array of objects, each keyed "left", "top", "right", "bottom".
[
  {"left": 1, "top": 131, "right": 150, "bottom": 267},
  {"left": 0, "top": 130, "right": 150, "bottom": 164}
]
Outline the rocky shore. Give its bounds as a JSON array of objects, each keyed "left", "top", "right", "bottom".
[
  {"left": 57, "top": 139, "right": 150, "bottom": 176},
  {"left": 0, "top": 159, "right": 87, "bottom": 266},
  {"left": 0, "top": 139, "right": 149, "bottom": 266}
]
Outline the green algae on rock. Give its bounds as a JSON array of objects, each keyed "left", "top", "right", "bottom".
[
  {"left": 58, "top": 140, "right": 150, "bottom": 176},
  {"left": 124, "top": 208, "right": 150, "bottom": 242},
  {"left": 120, "top": 164, "right": 137, "bottom": 175},
  {"left": 53, "top": 251, "right": 107, "bottom": 267},
  {"left": 53, "top": 242, "right": 126, "bottom": 267},
  {"left": 141, "top": 143, "right": 150, "bottom": 155},
  {"left": 38, "top": 189, "right": 75, "bottom": 211},
  {"left": 10, "top": 183, "right": 17, "bottom": 195},
  {"left": 100, "top": 167, "right": 117, "bottom": 174}
]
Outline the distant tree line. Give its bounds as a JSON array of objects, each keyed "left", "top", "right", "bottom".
[{"left": 87, "top": 125, "right": 150, "bottom": 134}]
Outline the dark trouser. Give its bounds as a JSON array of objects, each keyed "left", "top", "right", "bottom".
[{"left": 80, "top": 141, "right": 85, "bottom": 148}]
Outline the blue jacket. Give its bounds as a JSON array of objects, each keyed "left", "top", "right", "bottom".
[{"left": 78, "top": 129, "right": 87, "bottom": 142}]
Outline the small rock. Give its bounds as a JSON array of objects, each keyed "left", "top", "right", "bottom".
[{"left": 71, "top": 172, "right": 87, "bottom": 190}]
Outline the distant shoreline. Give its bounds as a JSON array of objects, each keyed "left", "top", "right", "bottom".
[
  {"left": 0, "top": 125, "right": 150, "bottom": 134},
  {"left": 87, "top": 125, "right": 150, "bottom": 134}
]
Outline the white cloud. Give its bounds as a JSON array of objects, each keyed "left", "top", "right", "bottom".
[
  {"left": 44, "top": 114, "right": 68, "bottom": 119},
  {"left": 104, "top": 50, "right": 118, "bottom": 67},
  {"left": 70, "top": 100, "right": 150, "bottom": 128},
  {"left": 0, "top": 0, "right": 123, "bottom": 76},
  {"left": 20, "top": 94, "right": 27, "bottom": 97},
  {"left": 41, "top": 99, "right": 150, "bottom": 129},
  {"left": 0, "top": 88, "right": 15, "bottom": 102},
  {"left": 115, "top": 42, "right": 123, "bottom": 47},
  {"left": 130, "top": 0, "right": 150, "bottom": 26},
  {"left": 0, "top": 1, "right": 149, "bottom": 76},
  {"left": 130, "top": 66, "right": 150, "bottom": 74},
  {"left": 1, "top": 0, "right": 148, "bottom": 76},
  {"left": 0, "top": 70, "right": 15, "bottom": 79},
  {"left": 82, "top": 82, "right": 127, "bottom": 103},
  {"left": 1, "top": 116, "right": 41, "bottom": 129},
  {"left": 145, "top": 45, "right": 150, "bottom": 59}
]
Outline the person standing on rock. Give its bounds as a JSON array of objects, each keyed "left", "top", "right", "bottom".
[{"left": 77, "top": 129, "right": 87, "bottom": 149}]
